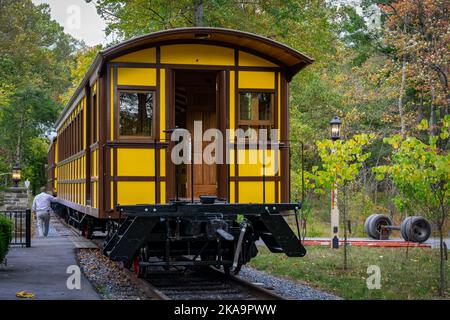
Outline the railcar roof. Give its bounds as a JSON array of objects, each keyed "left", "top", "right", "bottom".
[{"left": 56, "top": 28, "right": 313, "bottom": 129}]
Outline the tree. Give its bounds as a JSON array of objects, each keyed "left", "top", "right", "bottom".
[
  {"left": 61, "top": 45, "right": 103, "bottom": 105},
  {"left": 373, "top": 117, "right": 450, "bottom": 296},
  {"left": 375, "top": 0, "right": 449, "bottom": 132},
  {"left": 0, "top": 0, "right": 77, "bottom": 188},
  {"left": 305, "top": 134, "right": 374, "bottom": 269}
]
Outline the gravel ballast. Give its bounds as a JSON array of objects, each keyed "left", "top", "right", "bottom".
[
  {"left": 77, "top": 249, "right": 149, "bottom": 300},
  {"left": 238, "top": 266, "right": 341, "bottom": 300},
  {"left": 78, "top": 248, "right": 339, "bottom": 300}
]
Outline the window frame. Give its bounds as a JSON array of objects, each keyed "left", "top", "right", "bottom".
[
  {"left": 117, "top": 87, "right": 156, "bottom": 141},
  {"left": 237, "top": 89, "right": 275, "bottom": 130}
]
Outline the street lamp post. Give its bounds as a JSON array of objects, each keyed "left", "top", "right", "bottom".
[
  {"left": 329, "top": 116, "right": 342, "bottom": 249},
  {"left": 12, "top": 163, "right": 22, "bottom": 188}
]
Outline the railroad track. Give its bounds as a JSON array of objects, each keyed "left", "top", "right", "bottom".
[{"left": 140, "top": 266, "right": 285, "bottom": 300}]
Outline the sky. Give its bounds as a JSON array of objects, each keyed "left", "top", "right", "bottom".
[{"left": 32, "top": 0, "right": 111, "bottom": 46}]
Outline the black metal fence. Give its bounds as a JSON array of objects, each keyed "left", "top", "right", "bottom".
[{"left": 0, "top": 210, "right": 31, "bottom": 247}]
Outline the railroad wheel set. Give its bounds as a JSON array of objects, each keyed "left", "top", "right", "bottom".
[{"left": 364, "top": 214, "right": 432, "bottom": 243}]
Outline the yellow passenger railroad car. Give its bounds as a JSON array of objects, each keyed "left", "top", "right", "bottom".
[{"left": 48, "top": 28, "right": 313, "bottom": 274}]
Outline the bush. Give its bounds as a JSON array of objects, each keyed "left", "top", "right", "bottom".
[{"left": 0, "top": 215, "right": 13, "bottom": 264}]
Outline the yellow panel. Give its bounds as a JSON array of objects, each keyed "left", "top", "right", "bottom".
[
  {"left": 161, "top": 45, "right": 234, "bottom": 66},
  {"left": 237, "top": 149, "right": 279, "bottom": 176},
  {"left": 229, "top": 71, "right": 235, "bottom": 132},
  {"left": 239, "top": 51, "right": 277, "bottom": 67},
  {"left": 278, "top": 72, "right": 281, "bottom": 140},
  {"left": 81, "top": 183, "right": 84, "bottom": 205},
  {"left": 229, "top": 181, "right": 235, "bottom": 203},
  {"left": 117, "top": 68, "right": 156, "bottom": 86},
  {"left": 92, "top": 182, "right": 97, "bottom": 208},
  {"left": 110, "top": 149, "right": 114, "bottom": 176},
  {"left": 160, "top": 151, "right": 166, "bottom": 176},
  {"left": 112, "top": 48, "right": 156, "bottom": 63},
  {"left": 239, "top": 181, "right": 275, "bottom": 203},
  {"left": 159, "top": 69, "right": 165, "bottom": 137},
  {"left": 94, "top": 150, "right": 98, "bottom": 177},
  {"left": 55, "top": 141, "right": 58, "bottom": 163},
  {"left": 278, "top": 181, "right": 281, "bottom": 203},
  {"left": 160, "top": 181, "right": 166, "bottom": 204},
  {"left": 229, "top": 149, "right": 235, "bottom": 177},
  {"left": 111, "top": 181, "right": 114, "bottom": 209},
  {"left": 118, "top": 181, "right": 155, "bottom": 205},
  {"left": 117, "top": 148, "right": 155, "bottom": 176},
  {"left": 238, "top": 71, "right": 275, "bottom": 89},
  {"left": 110, "top": 68, "right": 114, "bottom": 140}
]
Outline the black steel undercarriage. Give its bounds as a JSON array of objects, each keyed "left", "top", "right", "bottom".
[
  {"left": 52, "top": 200, "right": 306, "bottom": 275},
  {"left": 103, "top": 200, "right": 306, "bottom": 275}
]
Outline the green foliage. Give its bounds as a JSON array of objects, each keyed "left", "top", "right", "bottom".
[
  {"left": 0, "top": 0, "right": 77, "bottom": 189},
  {"left": 305, "top": 134, "right": 375, "bottom": 192},
  {"left": 373, "top": 118, "right": 450, "bottom": 221},
  {"left": 373, "top": 117, "right": 450, "bottom": 295},
  {"left": 61, "top": 45, "right": 102, "bottom": 105},
  {"left": 0, "top": 215, "right": 13, "bottom": 264}
]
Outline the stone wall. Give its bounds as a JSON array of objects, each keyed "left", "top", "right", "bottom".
[{"left": 0, "top": 187, "right": 29, "bottom": 211}]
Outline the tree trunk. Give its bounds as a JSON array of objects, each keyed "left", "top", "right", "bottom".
[
  {"left": 16, "top": 111, "right": 25, "bottom": 165},
  {"left": 193, "top": 0, "right": 204, "bottom": 27},
  {"left": 430, "top": 95, "right": 438, "bottom": 136},
  {"left": 343, "top": 184, "right": 348, "bottom": 270},
  {"left": 398, "top": 56, "right": 407, "bottom": 138},
  {"left": 417, "top": 92, "right": 424, "bottom": 123},
  {"left": 438, "top": 223, "right": 445, "bottom": 296},
  {"left": 438, "top": 202, "right": 447, "bottom": 296}
]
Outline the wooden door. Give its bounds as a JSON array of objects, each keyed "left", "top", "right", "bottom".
[{"left": 186, "top": 89, "right": 217, "bottom": 198}]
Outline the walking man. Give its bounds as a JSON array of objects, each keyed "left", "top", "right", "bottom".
[{"left": 32, "top": 187, "right": 57, "bottom": 237}]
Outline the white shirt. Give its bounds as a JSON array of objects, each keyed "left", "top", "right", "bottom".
[{"left": 32, "top": 192, "right": 57, "bottom": 213}]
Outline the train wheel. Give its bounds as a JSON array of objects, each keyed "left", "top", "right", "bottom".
[
  {"left": 366, "top": 214, "right": 393, "bottom": 239},
  {"left": 400, "top": 216, "right": 414, "bottom": 241},
  {"left": 364, "top": 214, "right": 377, "bottom": 235},
  {"left": 133, "top": 258, "right": 141, "bottom": 277},
  {"left": 86, "top": 219, "right": 94, "bottom": 240},
  {"left": 223, "top": 264, "right": 242, "bottom": 276},
  {"left": 401, "top": 216, "right": 431, "bottom": 243}
]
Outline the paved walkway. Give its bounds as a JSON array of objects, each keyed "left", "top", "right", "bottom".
[{"left": 0, "top": 214, "right": 100, "bottom": 300}]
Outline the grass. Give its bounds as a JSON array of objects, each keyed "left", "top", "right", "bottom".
[{"left": 249, "top": 246, "right": 450, "bottom": 300}]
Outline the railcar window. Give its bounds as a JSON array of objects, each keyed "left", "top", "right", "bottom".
[
  {"left": 119, "top": 91, "right": 154, "bottom": 137},
  {"left": 239, "top": 92, "right": 274, "bottom": 137}
]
